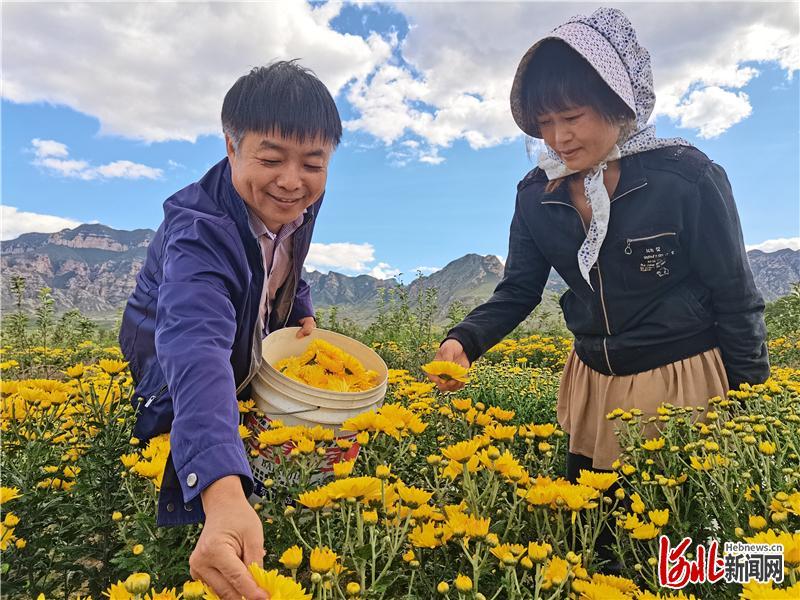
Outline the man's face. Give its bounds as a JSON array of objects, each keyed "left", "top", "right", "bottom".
[{"left": 226, "top": 130, "right": 333, "bottom": 233}]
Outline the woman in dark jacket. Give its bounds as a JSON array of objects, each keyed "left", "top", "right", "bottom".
[{"left": 430, "top": 8, "right": 769, "bottom": 482}]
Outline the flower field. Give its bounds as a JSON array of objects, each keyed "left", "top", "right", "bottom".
[{"left": 2, "top": 331, "right": 800, "bottom": 599}]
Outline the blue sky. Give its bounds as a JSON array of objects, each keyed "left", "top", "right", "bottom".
[{"left": 3, "top": 2, "right": 798, "bottom": 281}]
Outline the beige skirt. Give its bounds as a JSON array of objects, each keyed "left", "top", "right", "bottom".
[{"left": 557, "top": 347, "right": 729, "bottom": 470}]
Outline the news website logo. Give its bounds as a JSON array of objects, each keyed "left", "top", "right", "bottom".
[{"left": 658, "top": 536, "right": 784, "bottom": 589}]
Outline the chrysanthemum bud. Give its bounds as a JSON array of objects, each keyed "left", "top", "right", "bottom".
[
  {"left": 124, "top": 573, "right": 151, "bottom": 595},
  {"left": 182, "top": 581, "right": 205, "bottom": 600}
]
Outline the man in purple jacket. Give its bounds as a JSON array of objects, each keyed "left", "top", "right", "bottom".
[{"left": 119, "top": 61, "right": 341, "bottom": 599}]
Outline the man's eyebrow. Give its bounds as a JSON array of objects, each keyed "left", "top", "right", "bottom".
[{"left": 257, "top": 140, "right": 327, "bottom": 157}]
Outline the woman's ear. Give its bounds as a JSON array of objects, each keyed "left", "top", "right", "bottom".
[{"left": 616, "top": 118, "right": 636, "bottom": 144}]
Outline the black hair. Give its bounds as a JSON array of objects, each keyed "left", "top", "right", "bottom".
[
  {"left": 221, "top": 60, "right": 342, "bottom": 150},
  {"left": 521, "top": 39, "right": 633, "bottom": 130}
]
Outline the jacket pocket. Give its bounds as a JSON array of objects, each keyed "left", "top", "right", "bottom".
[
  {"left": 132, "top": 382, "right": 173, "bottom": 441},
  {"left": 681, "top": 283, "right": 712, "bottom": 322},
  {"left": 620, "top": 231, "right": 682, "bottom": 290}
]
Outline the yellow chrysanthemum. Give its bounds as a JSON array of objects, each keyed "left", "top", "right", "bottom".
[
  {"left": 98, "top": 359, "right": 127, "bottom": 375},
  {"left": 309, "top": 546, "right": 338, "bottom": 574},
  {"left": 0, "top": 487, "right": 21, "bottom": 505},
  {"left": 542, "top": 556, "right": 569, "bottom": 588},
  {"left": 451, "top": 398, "right": 473, "bottom": 412},
  {"left": 279, "top": 545, "right": 303, "bottom": 570},
  {"left": 648, "top": 509, "right": 670, "bottom": 527},
  {"left": 576, "top": 470, "right": 619, "bottom": 491},
  {"left": 409, "top": 521, "right": 450, "bottom": 548},
  {"left": 746, "top": 530, "right": 800, "bottom": 566},
  {"left": 454, "top": 574, "right": 473, "bottom": 592},
  {"left": 333, "top": 459, "right": 356, "bottom": 478},
  {"left": 641, "top": 437, "right": 666, "bottom": 451},
  {"left": 629, "top": 493, "right": 646, "bottom": 514},
  {"left": 420, "top": 361, "right": 470, "bottom": 383},
  {"left": 396, "top": 483, "right": 433, "bottom": 508},
  {"left": 442, "top": 439, "right": 481, "bottom": 463},
  {"left": 589, "top": 573, "right": 639, "bottom": 594},
  {"left": 631, "top": 522, "right": 661, "bottom": 540},
  {"left": 297, "top": 489, "right": 330, "bottom": 511},
  {"left": 740, "top": 581, "right": 800, "bottom": 600},
  {"left": 181, "top": 581, "right": 205, "bottom": 600},
  {"left": 64, "top": 364, "right": 85, "bottom": 379},
  {"left": 105, "top": 581, "right": 133, "bottom": 600},
  {"left": 247, "top": 564, "right": 311, "bottom": 600}
]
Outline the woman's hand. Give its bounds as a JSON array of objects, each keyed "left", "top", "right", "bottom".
[
  {"left": 429, "top": 339, "right": 471, "bottom": 392},
  {"left": 296, "top": 316, "right": 316, "bottom": 338}
]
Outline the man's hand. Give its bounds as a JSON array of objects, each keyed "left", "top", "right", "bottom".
[
  {"left": 190, "top": 476, "right": 268, "bottom": 600},
  {"left": 296, "top": 316, "right": 316, "bottom": 338},
  {"left": 429, "top": 339, "right": 471, "bottom": 392}
]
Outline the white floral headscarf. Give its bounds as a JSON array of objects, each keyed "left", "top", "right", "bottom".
[{"left": 510, "top": 7, "right": 691, "bottom": 287}]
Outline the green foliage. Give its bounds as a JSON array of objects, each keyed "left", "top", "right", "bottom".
[
  {"left": 765, "top": 282, "right": 800, "bottom": 338},
  {"left": 5, "top": 276, "right": 30, "bottom": 351},
  {"left": 362, "top": 287, "right": 440, "bottom": 373},
  {"left": 444, "top": 300, "right": 468, "bottom": 332},
  {"left": 35, "top": 287, "right": 56, "bottom": 351},
  {"left": 314, "top": 305, "right": 363, "bottom": 340}
]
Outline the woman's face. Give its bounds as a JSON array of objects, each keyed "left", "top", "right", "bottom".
[{"left": 536, "top": 106, "right": 621, "bottom": 172}]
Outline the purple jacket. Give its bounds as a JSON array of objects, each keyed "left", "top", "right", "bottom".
[{"left": 119, "top": 158, "right": 319, "bottom": 526}]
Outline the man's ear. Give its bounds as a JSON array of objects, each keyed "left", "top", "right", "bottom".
[{"left": 225, "top": 134, "right": 236, "bottom": 161}]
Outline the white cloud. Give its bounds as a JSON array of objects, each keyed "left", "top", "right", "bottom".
[
  {"left": 31, "top": 138, "right": 68, "bottom": 158},
  {"left": 306, "top": 242, "right": 377, "bottom": 272},
  {"left": 746, "top": 237, "right": 800, "bottom": 252},
  {"left": 5, "top": 3, "right": 797, "bottom": 161},
  {"left": 1, "top": 205, "right": 82, "bottom": 240},
  {"left": 3, "top": 3, "right": 394, "bottom": 143},
  {"left": 368, "top": 262, "right": 401, "bottom": 280},
  {"left": 668, "top": 87, "right": 753, "bottom": 139},
  {"left": 93, "top": 160, "right": 163, "bottom": 180},
  {"left": 413, "top": 266, "right": 441, "bottom": 276},
  {"left": 30, "top": 139, "right": 162, "bottom": 180},
  {"left": 305, "top": 241, "right": 399, "bottom": 279},
  {"left": 345, "top": 2, "right": 799, "bottom": 154}
]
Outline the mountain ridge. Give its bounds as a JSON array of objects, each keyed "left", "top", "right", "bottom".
[{"left": 2, "top": 224, "right": 797, "bottom": 322}]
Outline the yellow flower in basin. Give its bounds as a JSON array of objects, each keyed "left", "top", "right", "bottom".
[{"left": 274, "top": 339, "right": 378, "bottom": 392}]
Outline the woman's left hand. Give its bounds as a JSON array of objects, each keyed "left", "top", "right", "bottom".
[{"left": 296, "top": 316, "right": 316, "bottom": 338}]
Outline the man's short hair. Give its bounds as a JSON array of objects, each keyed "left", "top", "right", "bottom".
[{"left": 222, "top": 60, "right": 342, "bottom": 151}]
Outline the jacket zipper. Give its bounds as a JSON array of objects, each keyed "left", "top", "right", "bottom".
[
  {"left": 624, "top": 232, "right": 676, "bottom": 255},
  {"left": 603, "top": 338, "right": 616, "bottom": 376},
  {"left": 541, "top": 199, "right": 615, "bottom": 372},
  {"left": 144, "top": 384, "right": 169, "bottom": 408},
  {"left": 236, "top": 213, "right": 315, "bottom": 394},
  {"left": 611, "top": 182, "right": 647, "bottom": 203}
]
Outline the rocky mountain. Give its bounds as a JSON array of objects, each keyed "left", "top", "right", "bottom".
[
  {"left": 747, "top": 248, "right": 800, "bottom": 302},
  {"left": 2, "top": 224, "right": 798, "bottom": 322},
  {"left": 1, "top": 224, "right": 155, "bottom": 319}
]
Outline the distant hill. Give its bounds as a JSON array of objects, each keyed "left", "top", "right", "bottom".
[
  {"left": 2, "top": 224, "right": 154, "bottom": 318},
  {"left": 2, "top": 224, "right": 797, "bottom": 323},
  {"left": 747, "top": 248, "right": 800, "bottom": 301}
]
